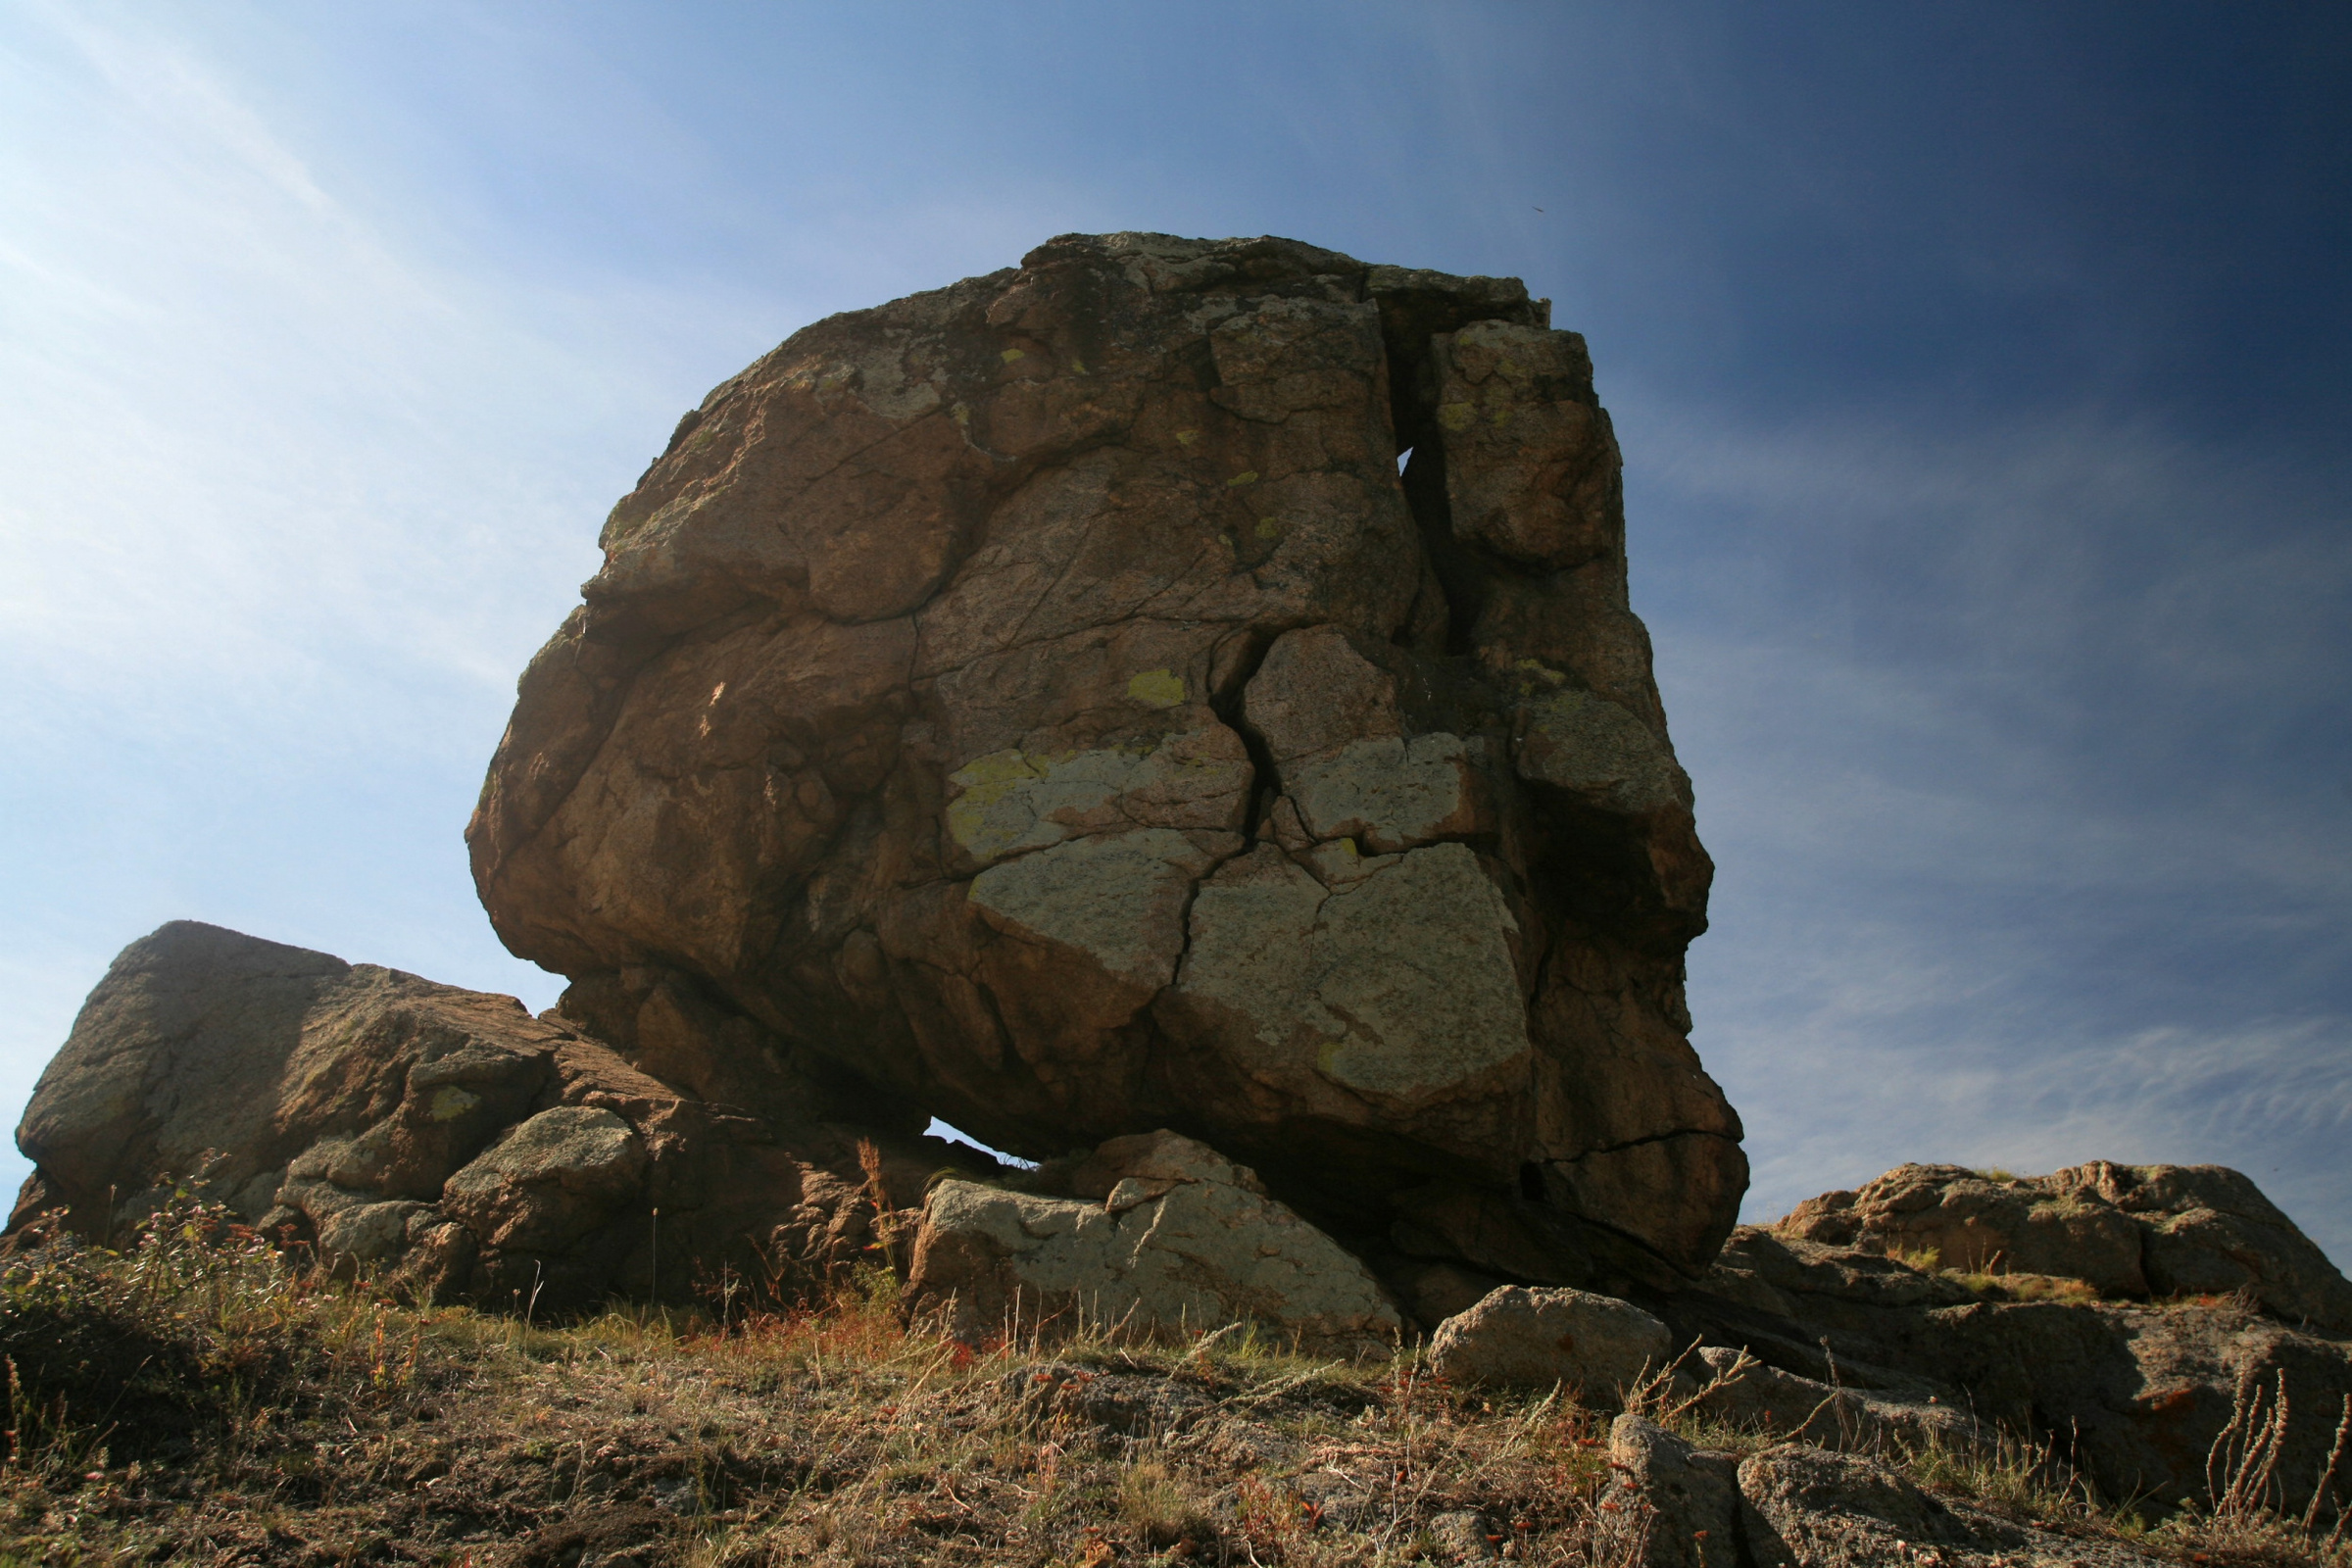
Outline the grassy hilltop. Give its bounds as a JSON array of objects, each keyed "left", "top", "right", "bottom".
[{"left": 1, "top": 1200, "right": 2344, "bottom": 1567}]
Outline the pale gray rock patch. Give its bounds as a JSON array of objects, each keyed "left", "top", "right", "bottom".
[
  {"left": 1161, "top": 841, "right": 1531, "bottom": 1112},
  {"left": 944, "top": 727, "right": 1252, "bottom": 868},
  {"left": 1286, "top": 732, "right": 1491, "bottom": 854},
  {"left": 966, "top": 828, "right": 1233, "bottom": 993},
  {"left": 1514, "top": 685, "right": 1685, "bottom": 814},
  {"left": 905, "top": 1129, "right": 1401, "bottom": 1354}
]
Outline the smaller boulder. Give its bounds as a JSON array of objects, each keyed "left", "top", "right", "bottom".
[
  {"left": 1427, "top": 1284, "right": 1673, "bottom": 1397},
  {"left": 440, "top": 1105, "right": 647, "bottom": 1254},
  {"left": 1600, "top": 1415, "right": 1740, "bottom": 1568},
  {"left": 904, "top": 1129, "right": 1401, "bottom": 1354},
  {"left": 316, "top": 1200, "right": 433, "bottom": 1270}
]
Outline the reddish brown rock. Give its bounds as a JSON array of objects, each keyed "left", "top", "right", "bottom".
[
  {"left": 467, "top": 232, "right": 1743, "bottom": 1291},
  {"left": 1668, "top": 1163, "right": 2352, "bottom": 1513},
  {"left": 8, "top": 921, "right": 993, "bottom": 1312},
  {"left": 1780, "top": 1160, "right": 2352, "bottom": 1330}
]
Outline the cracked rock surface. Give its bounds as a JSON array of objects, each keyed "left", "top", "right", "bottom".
[{"left": 468, "top": 231, "right": 1743, "bottom": 1293}]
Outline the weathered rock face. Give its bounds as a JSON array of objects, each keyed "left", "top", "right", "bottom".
[
  {"left": 9, "top": 922, "right": 993, "bottom": 1312},
  {"left": 1601, "top": 1416, "right": 1741, "bottom": 1568},
  {"left": 905, "top": 1130, "right": 1401, "bottom": 1355},
  {"left": 1661, "top": 1163, "right": 2352, "bottom": 1514},
  {"left": 467, "top": 230, "right": 1742, "bottom": 1292}
]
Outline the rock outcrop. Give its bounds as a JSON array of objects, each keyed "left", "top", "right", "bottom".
[
  {"left": 8, "top": 921, "right": 995, "bottom": 1312},
  {"left": 466, "top": 230, "right": 1742, "bottom": 1294},
  {"left": 904, "top": 1129, "right": 1401, "bottom": 1354},
  {"left": 1600, "top": 1414, "right": 2193, "bottom": 1567},
  {"left": 1656, "top": 1164, "right": 2352, "bottom": 1514},
  {"left": 1780, "top": 1160, "right": 2352, "bottom": 1331}
]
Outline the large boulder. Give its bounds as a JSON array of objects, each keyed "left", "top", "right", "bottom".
[
  {"left": 9, "top": 922, "right": 994, "bottom": 1311},
  {"left": 466, "top": 230, "right": 1743, "bottom": 1292},
  {"left": 904, "top": 1129, "right": 1402, "bottom": 1355}
]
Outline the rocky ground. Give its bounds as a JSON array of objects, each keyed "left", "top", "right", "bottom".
[{"left": 3, "top": 1205, "right": 2343, "bottom": 1568}]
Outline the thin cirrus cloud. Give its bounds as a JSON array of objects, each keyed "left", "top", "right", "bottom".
[{"left": 1625, "top": 397, "right": 2352, "bottom": 1258}]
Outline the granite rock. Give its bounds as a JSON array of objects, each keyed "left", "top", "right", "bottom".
[
  {"left": 904, "top": 1129, "right": 1402, "bottom": 1354},
  {"left": 1427, "top": 1284, "right": 1673, "bottom": 1397},
  {"left": 466, "top": 231, "right": 1742, "bottom": 1290}
]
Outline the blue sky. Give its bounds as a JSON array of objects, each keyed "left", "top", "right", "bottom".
[{"left": 4, "top": 2, "right": 2346, "bottom": 1260}]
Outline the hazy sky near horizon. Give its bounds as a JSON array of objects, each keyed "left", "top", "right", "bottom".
[{"left": 4, "top": 3, "right": 2347, "bottom": 1260}]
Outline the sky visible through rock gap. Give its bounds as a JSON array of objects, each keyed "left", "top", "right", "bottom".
[{"left": 2, "top": 2, "right": 2345, "bottom": 1259}]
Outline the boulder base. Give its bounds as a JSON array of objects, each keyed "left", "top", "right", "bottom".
[{"left": 905, "top": 1130, "right": 1401, "bottom": 1355}]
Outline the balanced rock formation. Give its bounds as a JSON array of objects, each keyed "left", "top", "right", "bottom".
[
  {"left": 905, "top": 1130, "right": 1401, "bottom": 1354},
  {"left": 467, "top": 230, "right": 1742, "bottom": 1294},
  {"left": 9, "top": 921, "right": 994, "bottom": 1312}
]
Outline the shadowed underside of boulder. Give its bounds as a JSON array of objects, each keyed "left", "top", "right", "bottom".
[{"left": 466, "top": 231, "right": 1744, "bottom": 1293}]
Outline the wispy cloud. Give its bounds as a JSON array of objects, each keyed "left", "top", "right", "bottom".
[{"left": 1621, "top": 395, "right": 2352, "bottom": 1261}]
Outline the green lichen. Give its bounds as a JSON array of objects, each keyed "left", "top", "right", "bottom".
[
  {"left": 429, "top": 1086, "right": 482, "bottom": 1123},
  {"left": 1126, "top": 669, "right": 1187, "bottom": 709}
]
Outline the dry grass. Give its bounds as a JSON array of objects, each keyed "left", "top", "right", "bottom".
[
  {"left": 1872, "top": 1239, "right": 2108, "bottom": 1304},
  {"left": 0, "top": 1201, "right": 1623, "bottom": 1565},
  {"left": 1628, "top": 1347, "right": 2352, "bottom": 1568},
  {"left": 2, "top": 1201, "right": 2343, "bottom": 1566}
]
